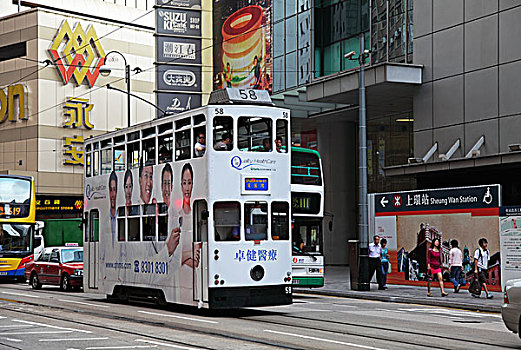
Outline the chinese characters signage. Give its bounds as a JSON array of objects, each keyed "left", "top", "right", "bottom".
[
  {"left": 234, "top": 249, "right": 278, "bottom": 262},
  {"left": 62, "top": 97, "right": 94, "bottom": 165},
  {"left": 36, "top": 196, "right": 83, "bottom": 214},
  {"left": 156, "top": 65, "right": 201, "bottom": 91},
  {"left": 0, "top": 84, "right": 27, "bottom": 124},
  {"left": 49, "top": 20, "right": 106, "bottom": 87},
  {"left": 156, "top": 36, "right": 201, "bottom": 64},
  {"left": 244, "top": 177, "right": 268, "bottom": 191},
  {"left": 374, "top": 185, "right": 500, "bottom": 214}
]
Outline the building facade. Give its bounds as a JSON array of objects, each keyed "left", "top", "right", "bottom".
[{"left": 0, "top": 0, "right": 213, "bottom": 222}]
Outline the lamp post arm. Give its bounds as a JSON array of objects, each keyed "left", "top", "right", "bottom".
[
  {"left": 104, "top": 50, "right": 128, "bottom": 67},
  {"left": 106, "top": 84, "right": 168, "bottom": 117}
]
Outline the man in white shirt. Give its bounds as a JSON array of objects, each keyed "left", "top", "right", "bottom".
[
  {"left": 368, "top": 235, "right": 384, "bottom": 290},
  {"left": 472, "top": 238, "right": 493, "bottom": 299},
  {"left": 448, "top": 239, "right": 465, "bottom": 292}
]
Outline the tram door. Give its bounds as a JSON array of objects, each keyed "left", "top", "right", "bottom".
[
  {"left": 193, "top": 200, "right": 208, "bottom": 304},
  {"left": 87, "top": 210, "right": 99, "bottom": 289}
]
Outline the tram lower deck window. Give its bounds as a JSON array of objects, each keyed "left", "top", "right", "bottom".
[
  {"left": 271, "top": 202, "right": 289, "bottom": 240},
  {"left": 245, "top": 202, "right": 268, "bottom": 240},
  {"left": 213, "top": 202, "right": 240, "bottom": 241}
]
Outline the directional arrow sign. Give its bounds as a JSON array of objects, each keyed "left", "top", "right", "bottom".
[{"left": 380, "top": 197, "right": 389, "bottom": 207}]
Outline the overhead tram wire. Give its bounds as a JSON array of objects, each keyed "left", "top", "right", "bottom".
[{"left": 19, "top": 13, "right": 277, "bottom": 123}]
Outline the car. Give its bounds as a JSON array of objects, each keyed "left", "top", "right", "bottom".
[
  {"left": 502, "top": 278, "right": 521, "bottom": 336},
  {"left": 25, "top": 246, "right": 83, "bottom": 292}
]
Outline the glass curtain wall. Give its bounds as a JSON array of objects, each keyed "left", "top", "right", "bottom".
[{"left": 273, "top": 0, "right": 312, "bottom": 93}]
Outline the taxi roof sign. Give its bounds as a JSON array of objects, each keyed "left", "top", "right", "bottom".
[{"left": 65, "top": 242, "right": 79, "bottom": 247}]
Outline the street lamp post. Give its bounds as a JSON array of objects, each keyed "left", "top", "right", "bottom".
[
  {"left": 345, "top": 33, "right": 371, "bottom": 291},
  {"left": 99, "top": 51, "right": 136, "bottom": 128}
]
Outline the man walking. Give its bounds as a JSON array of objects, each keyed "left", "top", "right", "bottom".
[
  {"left": 449, "top": 239, "right": 465, "bottom": 292},
  {"left": 368, "top": 235, "right": 384, "bottom": 290},
  {"left": 472, "top": 238, "right": 493, "bottom": 299}
]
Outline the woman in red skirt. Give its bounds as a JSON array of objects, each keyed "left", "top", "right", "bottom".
[{"left": 427, "top": 238, "right": 448, "bottom": 297}]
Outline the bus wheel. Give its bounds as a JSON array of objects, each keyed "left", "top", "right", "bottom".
[
  {"left": 60, "top": 274, "right": 71, "bottom": 292},
  {"left": 30, "top": 273, "right": 42, "bottom": 289}
]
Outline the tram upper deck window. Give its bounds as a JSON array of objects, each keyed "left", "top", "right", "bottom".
[
  {"left": 213, "top": 116, "right": 233, "bottom": 151},
  {"left": 271, "top": 202, "right": 289, "bottom": 240},
  {"left": 245, "top": 202, "right": 268, "bottom": 240},
  {"left": 158, "top": 134, "right": 173, "bottom": 164},
  {"left": 101, "top": 148, "right": 111, "bottom": 174},
  {"left": 275, "top": 120, "right": 288, "bottom": 153},
  {"left": 86, "top": 152, "right": 91, "bottom": 177},
  {"left": 142, "top": 137, "right": 155, "bottom": 166},
  {"left": 93, "top": 149, "right": 100, "bottom": 176},
  {"left": 127, "top": 132, "right": 140, "bottom": 169},
  {"left": 175, "top": 130, "right": 191, "bottom": 160},
  {"left": 238, "top": 117, "right": 272, "bottom": 152},
  {"left": 214, "top": 202, "right": 240, "bottom": 241}
]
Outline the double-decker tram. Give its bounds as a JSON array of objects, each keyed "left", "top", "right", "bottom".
[
  {"left": 291, "top": 147, "right": 325, "bottom": 287},
  {"left": 0, "top": 175, "right": 40, "bottom": 280},
  {"left": 83, "top": 89, "right": 293, "bottom": 308}
]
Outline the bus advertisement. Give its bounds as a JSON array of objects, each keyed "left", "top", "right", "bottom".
[
  {"left": 291, "top": 147, "right": 325, "bottom": 288},
  {"left": 0, "top": 175, "right": 43, "bottom": 280}
]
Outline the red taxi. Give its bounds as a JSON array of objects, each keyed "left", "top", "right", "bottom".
[{"left": 25, "top": 245, "right": 83, "bottom": 291}]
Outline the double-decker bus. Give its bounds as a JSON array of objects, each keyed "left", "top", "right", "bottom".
[
  {"left": 83, "top": 89, "right": 293, "bottom": 308},
  {"left": 291, "top": 147, "right": 324, "bottom": 287},
  {"left": 0, "top": 175, "right": 41, "bottom": 280}
]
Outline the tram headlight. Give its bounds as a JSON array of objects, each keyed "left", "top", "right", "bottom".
[{"left": 250, "top": 265, "right": 265, "bottom": 281}]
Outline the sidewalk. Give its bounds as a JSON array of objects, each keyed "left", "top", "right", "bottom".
[{"left": 296, "top": 266, "right": 503, "bottom": 313}]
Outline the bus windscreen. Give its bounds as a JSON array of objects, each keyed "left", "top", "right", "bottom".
[{"left": 0, "top": 177, "right": 32, "bottom": 219}]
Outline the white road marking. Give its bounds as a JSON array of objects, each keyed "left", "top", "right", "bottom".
[
  {"left": 85, "top": 346, "right": 157, "bottom": 349},
  {"left": 293, "top": 300, "right": 316, "bottom": 304},
  {"left": 137, "top": 311, "right": 218, "bottom": 324},
  {"left": 264, "top": 330, "right": 388, "bottom": 350},
  {"left": 59, "top": 299, "right": 110, "bottom": 308},
  {"left": 0, "top": 325, "right": 32, "bottom": 328},
  {"left": 14, "top": 319, "right": 91, "bottom": 333},
  {"left": 0, "top": 316, "right": 6, "bottom": 319},
  {"left": 2, "top": 291, "right": 40, "bottom": 299},
  {"left": 135, "top": 339, "right": 201, "bottom": 349},
  {"left": 1, "top": 337, "right": 22, "bottom": 342},
  {"left": 1, "top": 331, "right": 73, "bottom": 335},
  {"left": 398, "top": 308, "right": 501, "bottom": 318},
  {"left": 40, "top": 337, "right": 110, "bottom": 342}
]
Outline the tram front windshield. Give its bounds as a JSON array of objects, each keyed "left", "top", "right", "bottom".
[{"left": 292, "top": 218, "right": 323, "bottom": 255}]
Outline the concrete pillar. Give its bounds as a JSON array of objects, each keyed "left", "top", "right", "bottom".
[{"left": 317, "top": 119, "right": 357, "bottom": 265}]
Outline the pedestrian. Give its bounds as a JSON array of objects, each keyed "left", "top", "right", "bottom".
[
  {"left": 427, "top": 238, "right": 448, "bottom": 297},
  {"left": 380, "top": 238, "right": 389, "bottom": 289},
  {"left": 368, "top": 235, "right": 384, "bottom": 290},
  {"left": 472, "top": 238, "right": 494, "bottom": 299},
  {"left": 449, "top": 239, "right": 465, "bottom": 293}
]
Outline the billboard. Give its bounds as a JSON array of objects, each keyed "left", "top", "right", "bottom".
[
  {"left": 156, "top": 36, "right": 201, "bottom": 64},
  {"left": 156, "top": 0, "right": 201, "bottom": 9},
  {"left": 157, "top": 8, "right": 201, "bottom": 37},
  {"left": 500, "top": 206, "right": 521, "bottom": 290},
  {"left": 213, "top": 1, "right": 272, "bottom": 92},
  {"left": 371, "top": 185, "right": 501, "bottom": 292},
  {"left": 156, "top": 92, "right": 202, "bottom": 117},
  {"left": 156, "top": 65, "right": 202, "bottom": 92}
]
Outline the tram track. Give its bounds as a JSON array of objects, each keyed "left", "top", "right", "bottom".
[
  {"left": 0, "top": 284, "right": 513, "bottom": 350},
  {"left": 0, "top": 292, "right": 301, "bottom": 350}
]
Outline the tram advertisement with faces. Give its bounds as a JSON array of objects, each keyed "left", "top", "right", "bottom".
[
  {"left": 88, "top": 159, "right": 207, "bottom": 304},
  {"left": 212, "top": 0, "right": 272, "bottom": 92},
  {"left": 372, "top": 185, "right": 501, "bottom": 291}
]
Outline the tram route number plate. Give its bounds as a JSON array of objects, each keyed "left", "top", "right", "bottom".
[{"left": 0, "top": 272, "right": 8, "bottom": 275}]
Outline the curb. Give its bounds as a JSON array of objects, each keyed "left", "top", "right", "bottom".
[{"left": 296, "top": 288, "right": 501, "bottom": 313}]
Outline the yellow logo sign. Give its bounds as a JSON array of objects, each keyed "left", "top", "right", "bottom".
[
  {"left": 63, "top": 135, "right": 85, "bottom": 165},
  {"left": 0, "top": 84, "right": 26, "bottom": 124},
  {"left": 49, "top": 20, "right": 106, "bottom": 87}
]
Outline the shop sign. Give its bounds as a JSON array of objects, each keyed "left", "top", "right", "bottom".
[
  {"left": 156, "top": 0, "right": 201, "bottom": 9},
  {"left": 156, "top": 36, "right": 201, "bottom": 64},
  {"left": 375, "top": 185, "right": 500, "bottom": 214},
  {"left": 157, "top": 65, "right": 201, "bottom": 92},
  {"left": 0, "top": 84, "right": 27, "bottom": 124},
  {"left": 157, "top": 8, "right": 201, "bottom": 36},
  {"left": 63, "top": 97, "right": 94, "bottom": 129},
  {"left": 49, "top": 20, "right": 106, "bottom": 87},
  {"left": 36, "top": 196, "right": 83, "bottom": 214},
  {"left": 156, "top": 92, "right": 201, "bottom": 117}
]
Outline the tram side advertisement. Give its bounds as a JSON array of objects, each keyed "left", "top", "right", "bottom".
[
  {"left": 85, "top": 160, "right": 207, "bottom": 304},
  {"left": 372, "top": 185, "right": 501, "bottom": 291}
]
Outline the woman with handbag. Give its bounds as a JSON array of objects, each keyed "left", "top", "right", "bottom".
[{"left": 427, "top": 238, "right": 448, "bottom": 297}]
